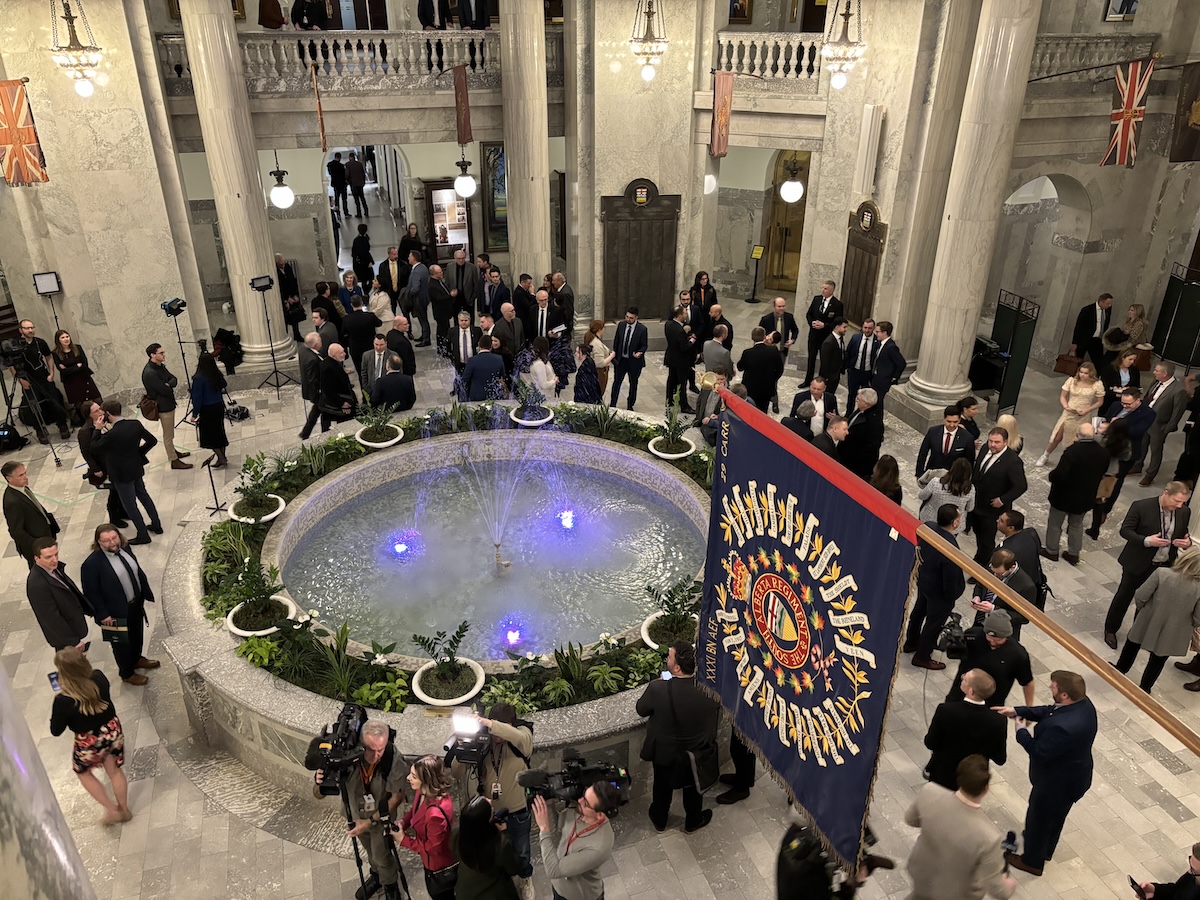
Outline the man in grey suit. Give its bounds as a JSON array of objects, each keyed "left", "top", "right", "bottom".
[
  {"left": 407, "top": 249, "right": 432, "bottom": 347},
  {"left": 1139, "top": 361, "right": 1189, "bottom": 486},
  {"left": 27, "top": 538, "right": 92, "bottom": 651},
  {"left": 360, "top": 334, "right": 401, "bottom": 399},
  {"left": 702, "top": 324, "right": 733, "bottom": 375}
]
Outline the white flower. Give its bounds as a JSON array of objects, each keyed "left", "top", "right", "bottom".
[
  {"left": 598, "top": 632, "right": 611, "bottom": 641},
  {"left": 308, "top": 609, "right": 319, "bottom": 617},
  {"left": 539, "top": 654, "right": 552, "bottom": 664},
  {"left": 525, "top": 651, "right": 536, "bottom": 661}
]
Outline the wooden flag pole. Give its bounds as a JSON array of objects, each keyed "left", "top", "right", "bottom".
[{"left": 311, "top": 64, "right": 327, "bottom": 153}]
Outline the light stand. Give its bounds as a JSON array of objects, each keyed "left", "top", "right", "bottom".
[
  {"left": 34, "top": 271, "right": 63, "bottom": 329},
  {"left": 202, "top": 454, "right": 227, "bottom": 516},
  {"left": 162, "top": 299, "right": 198, "bottom": 420},
  {"left": 250, "top": 275, "right": 297, "bottom": 400}
]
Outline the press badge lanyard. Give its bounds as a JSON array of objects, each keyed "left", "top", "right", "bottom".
[{"left": 567, "top": 817, "right": 602, "bottom": 852}]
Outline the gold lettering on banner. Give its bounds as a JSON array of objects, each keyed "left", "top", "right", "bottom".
[
  {"left": 801, "top": 708, "right": 827, "bottom": 767},
  {"left": 814, "top": 708, "right": 845, "bottom": 765},
  {"left": 807, "top": 539, "right": 840, "bottom": 579},
  {"left": 819, "top": 574, "right": 859, "bottom": 604},
  {"left": 822, "top": 698, "right": 861, "bottom": 756},
  {"left": 745, "top": 480, "right": 764, "bottom": 535},
  {"left": 795, "top": 513, "right": 819, "bottom": 562},
  {"left": 722, "top": 495, "right": 746, "bottom": 546},
  {"left": 828, "top": 611, "right": 869, "bottom": 629}
]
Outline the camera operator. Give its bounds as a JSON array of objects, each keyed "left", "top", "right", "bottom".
[
  {"left": 531, "top": 782, "right": 620, "bottom": 900},
  {"left": 455, "top": 796, "right": 523, "bottom": 900},
  {"left": 8, "top": 319, "right": 71, "bottom": 443},
  {"left": 776, "top": 821, "right": 893, "bottom": 900},
  {"left": 313, "top": 719, "right": 406, "bottom": 900},
  {"left": 449, "top": 703, "right": 535, "bottom": 894},
  {"left": 944, "top": 610, "right": 1035, "bottom": 708}
]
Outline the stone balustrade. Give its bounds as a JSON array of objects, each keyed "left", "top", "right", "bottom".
[
  {"left": 1029, "top": 32, "right": 1157, "bottom": 83},
  {"left": 715, "top": 32, "right": 824, "bottom": 91}
]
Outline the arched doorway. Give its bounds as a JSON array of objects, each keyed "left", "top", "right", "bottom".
[{"left": 764, "top": 150, "right": 810, "bottom": 292}]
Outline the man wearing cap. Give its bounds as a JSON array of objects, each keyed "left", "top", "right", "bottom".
[
  {"left": 923, "top": 669, "right": 1008, "bottom": 791},
  {"left": 945, "top": 610, "right": 1036, "bottom": 708}
]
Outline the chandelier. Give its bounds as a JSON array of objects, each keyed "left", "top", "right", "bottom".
[
  {"left": 50, "top": 0, "right": 103, "bottom": 97},
  {"left": 779, "top": 158, "right": 805, "bottom": 204},
  {"left": 630, "top": 0, "right": 668, "bottom": 82},
  {"left": 821, "top": 0, "right": 865, "bottom": 90},
  {"left": 454, "top": 148, "right": 477, "bottom": 199}
]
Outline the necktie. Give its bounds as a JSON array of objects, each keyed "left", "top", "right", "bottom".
[
  {"left": 390, "top": 261, "right": 397, "bottom": 285},
  {"left": 1094, "top": 306, "right": 1104, "bottom": 338},
  {"left": 461, "top": 331, "right": 470, "bottom": 362},
  {"left": 838, "top": 335, "right": 844, "bottom": 353},
  {"left": 848, "top": 410, "right": 860, "bottom": 428},
  {"left": 1148, "top": 382, "right": 1163, "bottom": 406},
  {"left": 23, "top": 487, "right": 51, "bottom": 524},
  {"left": 943, "top": 431, "right": 952, "bottom": 456},
  {"left": 375, "top": 353, "right": 383, "bottom": 380},
  {"left": 485, "top": 284, "right": 491, "bottom": 311},
  {"left": 114, "top": 550, "right": 139, "bottom": 602},
  {"left": 857, "top": 337, "right": 870, "bottom": 371},
  {"left": 623, "top": 325, "right": 633, "bottom": 357},
  {"left": 539, "top": 309, "right": 546, "bottom": 337},
  {"left": 821, "top": 298, "right": 828, "bottom": 313},
  {"left": 981, "top": 452, "right": 996, "bottom": 473}
]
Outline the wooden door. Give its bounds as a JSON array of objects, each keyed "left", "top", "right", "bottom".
[
  {"left": 600, "top": 180, "right": 681, "bottom": 321},
  {"left": 764, "top": 151, "right": 810, "bottom": 292}
]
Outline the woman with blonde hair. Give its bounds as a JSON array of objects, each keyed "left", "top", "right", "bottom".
[
  {"left": 1113, "top": 544, "right": 1200, "bottom": 694},
  {"left": 1102, "top": 302, "right": 1148, "bottom": 360},
  {"left": 49, "top": 647, "right": 130, "bottom": 823},
  {"left": 995, "top": 414, "right": 1023, "bottom": 454},
  {"left": 397, "top": 754, "right": 456, "bottom": 900},
  {"left": 338, "top": 270, "right": 364, "bottom": 316},
  {"left": 1034, "top": 362, "right": 1105, "bottom": 467},
  {"left": 583, "top": 320, "right": 616, "bottom": 397}
]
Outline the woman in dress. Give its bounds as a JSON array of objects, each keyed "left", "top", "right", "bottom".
[
  {"left": 995, "top": 414, "right": 1024, "bottom": 454},
  {"left": 190, "top": 352, "right": 228, "bottom": 468},
  {"left": 1101, "top": 348, "right": 1141, "bottom": 408},
  {"left": 338, "top": 271, "right": 364, "bottom": 316},
  {"left": 396, "top": 755, "right": 456, "bottom": 900},
  {"left": 917, "top": 458, "right": 975, "bottom": 533},
  {"left": 1112, "top": 546, "right": 1200, "bottom": 695},
  {"left": 955, "top": 396, "right": 981, "bottom": 446},
  {"left": 398, "top": 222, "right": 428, "bottom": 267},
  {"left": 869, "top": 454, "right": 902, "bottom": 504},
  {"left": 1034, "top": 362, "right": 1106, "bottom": 467},
  {"left": 573, "top": 344, "right": 602, "bottom": 404},
  {"left": 351, "top": 222, "right": 374, "bottom": 289},
  {"left": 690, "top": 271, "right": 718, "bottom": 311},
  {"left": 52, "top": 330, "right": 101, "bottom": 410},
  {"left": 50, "top": 646, "right": 130, "bottom": 824},
  {"left": 528, "top": 336, "right": 558, "bottom": 399},
  {"left": 78, "top": 401, "right": 127, "bottom": 526},
  {"left": 454, "top": 796, "right": 521, "bottom": 900},
  {"left": 583, "top": 320, "right": 615, "bottom": 398},
  {"left": 367, "top": 277, "right": 392, "bottom": 323},
  {"left": 1102, "top": 303, "right": 1148, "bottom": 361}
]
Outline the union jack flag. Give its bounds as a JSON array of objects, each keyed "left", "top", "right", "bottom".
[
  {"left": 1100, "top": 59, "right": 1155, "bottom": 168},
  {"left": 0, "top": 80, "right": 48, "bottom": 186}
]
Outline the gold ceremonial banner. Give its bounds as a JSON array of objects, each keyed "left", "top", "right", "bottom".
[
  {"left": 453, "top": 65, "right": 473, "bottom": 146},
  {"left": 710, "top": 70, "right": 734, "bottom": 158}
]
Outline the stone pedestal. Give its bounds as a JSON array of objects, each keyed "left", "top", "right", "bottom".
[
  {"left": 179, "top": 0, "right": 292, "bottom": 366},
  {"left": 499, "top": 0, "right": 552, "bottom": 283},
  {"left": 904, "top": 0, "right": 1043, "bottom": 408}
]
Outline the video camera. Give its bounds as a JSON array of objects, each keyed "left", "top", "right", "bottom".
[
  {"left": 443, "top": 709, "right": 493, "bottom": 767},
  {"left": 304, "top": 702, "right": 368, "bottom": 797},
  {"left": 937, "top": 612, "right": 968, "bottom": 660},
  {"left": 0, "top": 338, "right": 25, "bottom": 370},
  {"left": 516, "top": 748, "right": 631, "bottom": 809}
]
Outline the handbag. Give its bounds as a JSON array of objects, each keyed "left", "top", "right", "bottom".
[
  {"left": 1054, "top": 354, "right": 1082, "bottom": 377},
  {"left": 1096, "top": 473, "right": 1118, "bottom": 502},
  {"left": 138, "top": 394, "right": 159, "bottom": 421},
  {"left": 665, "top": 680, "right": 720, "bottom": 793},
  {"left": 100, "top": 618, "right": 129, "bottom": 647},
  {"left": 422, "top": 805, "right": 459, "bottom": 895}
]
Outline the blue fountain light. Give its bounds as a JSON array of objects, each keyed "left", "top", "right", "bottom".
[
  {"left": 558, "top": 509, "right": 575, "bottom": 529},
  {"left": 389, "top": 529, "right": 424, "bottom": 563},
  {"left": 506, "top": 628, "right": 521, "bottom": 645}
]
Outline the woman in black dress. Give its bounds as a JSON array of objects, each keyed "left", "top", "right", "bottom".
[
  {"left": 572, "top": 343, "right": 601, "bottom": 404},
  {"left": 53, "top": 330, "right": 102, "bottom": 411},
  {"left": 351, "top": 222, "right": 375, "bottom": 289},
  {"left": 690, "top": 271, "right": 718, "bottom": 312},
  {"left": 190, "top": 352, "right": 228, "bottom": 467},
  {"left": 78, "top": 401, "right": 127, "bottom": 526},
  {"left": 50, "top": 646, "right": 130, "bottom": 824},
  {"left": 398, "top": 222, "right": 428, "bottom": 269}
]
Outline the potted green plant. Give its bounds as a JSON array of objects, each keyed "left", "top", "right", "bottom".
[
  {"left": 410, "top": 620, "right": 485, "bottom": 706},
  {"left": 225, "top": 562, "right": 297, "bottom": 638},
  {"left": 648, "top": 404, "right": 695, "bottom": 460},
  {"left": 640, "top": 578, "right": 702, "bottom": 649},
  {"left": 354, "top": 398, "right": 403, "bottom": 449},
  {"left": 230, "top": 454, "right": 286, "bottom": 523},
  {"left": 510, "top": 378, "right": 554, "bottom": 427}
]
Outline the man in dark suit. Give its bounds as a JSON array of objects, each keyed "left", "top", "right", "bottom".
[
  {"left": 82, "top": 524, "right": 159, "bottom": 685},
  {"left": 319, "top": 344, "right": 358, "bottom": 432},
  {"left": 298, "top": 332, "right": 325, "bottom": 441},
  {"left": 664, "top": 305, "right": 696, "bottom": 414},
  {"left": 511, "top": 273, "right": 535, "bottom": 325},
  {"left": 417, "top": 0, "right": 453, "bottom": 28},
  {"left": 427, "top": 264, "right": 456, "bottom": 356},
  {"left": 636, "top": 641, "right": 721, "bottom": 833},
  {"left": 677, "top": 290, "right": 705, "bottom": 392},
  {"left": 737, "top": 327, "right": 785, "bottom": 413},
  {"left": 996, "top": 510, "right": 1046, "bottom": 609},
  {"left": 970, "top": 549, "right": 1037, "bottom": 643},
  {"left": 759, "top": 296, "right": 800, "bottom": 411},
  {"left": 844, "top": 318, "right": 878, "bottom": 410},
  {"left": 341, "top": 297, "right": 383, "bottom": 382},
  {"left": 1139, "top": 361, "right": 1190, "bottom": 486},
  {"left": 26, "top": 538, "right": 92, "bottom": 651},
  {"left": 457, "top": 0, "right": 490, "bottom": 30},
  {"left": 494, "top": 303, "right": 526, "bottom": 370},
  {"left": 91, "top": 401, "right": 162, "bottom": 546},
  {"left": 1044, "top": 424, "right": 1109, "bottom": 564},
  {"left": 811, "top": 417, "right": 848, "bottom": 460},
  {"left": 1092, "top": 388, "right": 1156, "bottom": 533},
  {"left": 360, "top": 334, "right": 401, "bottom": 399},
  {"left": 906, "top": 504, "right": 967, "bottom": 670},
  {"left": 870, "top": 320, "right": 906, "bottom": 409},
  {"left": 525, "top": 289, "right": 565, "bottom": 345},
  {"left": 970, "top": 427, "right": 1028, "bottom": 566},
  {"left": 447, "top": 249, "right": 480, "bottom": 319},
  {"left": 407, "top": 250, "right": 432, "bottom": 346},
  {"left": 326, "top": 152, "right": 349, "bottom": 216},
  {"left": 923, "top": 668, "right": 1007, "bottom": 790},
  {"left": 3, "top": 460, "right": 60, "bottom": 566},
  {"left": 995, "top": 670, "right": 1097, "bottom": 876},
  {"left": 551, "top": 273, "right": 576, "bottom": 340},
  {"left": 610, "top": 307, "right": 648, "bottom": 410},
  {"left": 803, "top": 281, "right": 842, "bottom": 387},
  {"left": 1103, "top": 483, "right": 1193, "bottom": 648},
  {"left": 291, "top": 0, "right": 328, "bottom": 29},
  {"left": 915, "top": 407, "right": 976, "bottom": 477},
  {"left": 310, "top": 281, "right": 343, "bottom": 333},
  {"left": 1068, "top": 292, "right": 1113, "bottom": 370},
  {"left": 312, "top": 308, "right": 339, "bottom": 351},
  {"left": 462, "top": 337, "right": 506, "bottom": 402},
  {"left": 818, "top": 317, "right": 849, "bottom": 393},
  {"left": 370, "top": 356, "right": 417, "bottom": 412},
  {"left": 841, "top": 388, "right": 885, "bottom": 480},
  {"left": 450, "top": 311, "right": 484, "bottom": 377},
  {"left": 377, "top": 247, "right": 405, "bottom": 314},
  {"left": 386, "top": 315, "right": 417, "bottom": 377},
  {"left": 787, "top": 378, "right": 838, "bottom": 437},
  {"left": 480, "top": 266, "right": 511, "bottom": 321}
]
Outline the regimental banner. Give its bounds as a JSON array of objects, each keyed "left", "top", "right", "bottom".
[
  {"left": 698, "top": 393, "right": 918, "bottom": 867},
  {"left": 1100, "top": 58, "right": 1155, "bottom": 168},
  {"left": 0, "top": 80, "right": 49, "bottom": 187},
  {"left": 709, "top": 70, "right": 734, "bottom": 158},
  {"left": 1170, "top": 63, "right": 1200, "bottom": 163},
  {"left": 453, "top": 65, "right": 473, "bottom": 146}
]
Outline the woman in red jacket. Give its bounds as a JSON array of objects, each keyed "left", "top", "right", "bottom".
[{"left": 397, "top": 754, "right": 457, "bottom": 900}]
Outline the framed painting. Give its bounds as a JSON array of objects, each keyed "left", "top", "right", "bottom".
[
  {"left": 169, "top": 0, "right": 246, "bottom": 18},
  {"left": 730, "top": 0, "right": 752, "bottom": 24},
  {"left": 482, "top": 141, "right": 509, "bottom": 252},
  {"left": 1104, "top": 0, "right": 1137, "bottom": 22}
]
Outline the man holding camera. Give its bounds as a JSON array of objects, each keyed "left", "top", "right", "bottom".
[
  {"left": 8, "top": 319, "right": 71, "bottom": 443},
  {"left": 313, "top": 719, "right": 406, "bottom": 900},
  {"left": 531, "top": 782, "right": 620, "bottom": 900},
  {"left": 944, "top": 610, "right": 1035, "bottom": 708},
  {"left": 449, "top": 703, "right": 536, "bottom": 898}
]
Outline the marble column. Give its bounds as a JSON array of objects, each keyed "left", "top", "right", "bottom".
[
  {"left": 903, "top": 0, "right": 1043, "bottom": 407},
  {"left": 563, "top": 0, "right": 594, "bottom": 319},
  {"left": 179, "top": 0, "right": 292, "bottom": 366},
  {"left": 499, "top": 0, "right": 552, "bottom": 285}
]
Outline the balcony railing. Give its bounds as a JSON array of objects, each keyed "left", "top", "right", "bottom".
[
  {"left": 1029, "top": 32, "right": 1157, "bottom": 83},
  {"left": 715, "top": 32, "right": 824, "bottom": 92}
]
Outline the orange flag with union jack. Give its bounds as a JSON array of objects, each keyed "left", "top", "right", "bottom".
[{"left": 0, "top": 80, "right": 49, "bottom": 186}]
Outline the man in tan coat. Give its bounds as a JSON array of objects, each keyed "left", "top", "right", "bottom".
[{"left": 904, "top": 754, "right": 1017, "bottom": 900}]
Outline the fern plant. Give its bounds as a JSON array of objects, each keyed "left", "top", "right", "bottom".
[
  {"left": 412, "top": 620, "right": 471, "bottom": 680},
  {"left": 478, "top": 680, "right": 539, "bottom": 717},
  {"left": 646, "top": 578, "right": 703, "bottom": 645},
  {"left": 356, "top": 397, "right": 400, "bottom": 442},
  {"left": 654, "top": 404, "right": 692, "bottom": 454},
  {"left": 587, "top": 663, "right": 625, "bottom": 696},
  {"left": 591, "top": 402, "right": 619, "bottom": 439}
]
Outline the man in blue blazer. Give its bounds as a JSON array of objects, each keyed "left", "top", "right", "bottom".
[
  {"left": 994, "top": 670, "right": 1097, "bottom": 876},
  {"left": 461, "top": 337, "right": 506, "bottom": 402},
  {"left": 869, "top": 320, "right": 906, "bottom": 410},
  {"left": 81, "top": 523, "right": 159, "bottom": 685},
  {"left": 609, "top": 307, "right": 649, "bottom": 410},
  {"left": 915, "top": 407, "right": 976, "bottom": 477},
  {"left": 844, "top": 318, "right": 878, "bottom": 411}
]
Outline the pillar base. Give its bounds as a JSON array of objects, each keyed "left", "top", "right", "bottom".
[{"left": 886, "top": 383, "right": 961, "bottom": 433}]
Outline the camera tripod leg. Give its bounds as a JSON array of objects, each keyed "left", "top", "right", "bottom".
[
  {"left": 339, "top": 781, "right": 374, "bottom": 897},
  {"left": 14, "top": 383, "right": 64, "bottom": 468}
]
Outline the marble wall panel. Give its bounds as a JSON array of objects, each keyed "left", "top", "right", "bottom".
[{"left": 713, "top": 186, "right": 769, "bottom": 296}]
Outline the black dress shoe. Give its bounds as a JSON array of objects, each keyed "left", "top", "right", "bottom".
[
  {"left": 680, "top": 407, "right": 696, "bottom": 415},
  {"left": 148, "top": 524, "right": 164, "bottom": 535},
  {"left": 112, "top": 519, "right": 129, "bottom": 528},
  {"left": 719, "top": 773, "right": 738, "bottom": 786},
  {"left": 355, "top": 871, "right": 381, "bottom": 900},
  {"left": 684, "top": 809, "right": 713, "bottom": 833},
  {"left": 716, "top": 789, "right": 750, "bottom": 805},
  {"left": 1062, "top": 552, "right": 1079, "bottom": 566},
  {"left": 901, "top": 643, "right": 918, "bottom": 654},
  {"left": 1039, "top": 548, "right": 1059, "bottom": 562},
  {"left": 1104, "top": 632, "right": 1118, "bottom": 649},
  {"left": 129, "top": 535, "right": 152, "bottom": 546},
  {"left": 1085, "top": 527, "right": 1100, "bottom": 541}
]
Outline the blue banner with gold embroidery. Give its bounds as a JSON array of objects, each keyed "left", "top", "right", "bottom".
[{"left": 698, "top": 393, "right": 919, "bottom": 867}]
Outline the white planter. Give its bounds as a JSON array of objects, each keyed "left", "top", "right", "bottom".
[
  {"left": 227, "top": 594, "right": 298, "bottom": 638},
  {"left": 355, "top": 424, "right": 404, "bottom": 449},
  {"left": 640, "top": 611, "right": 699, "bottom": 651},
  {"left": 648, "top": 436, "right": 695, "bottom": 460},
  {"left": 510, "top": 407, "right": 554, "bottom": 427},
  {"left": 411, "top": 658, "right": 486, "bottom": 707},
  {"left": 229, "top": 493, "right": 286, "bottom": 524}
]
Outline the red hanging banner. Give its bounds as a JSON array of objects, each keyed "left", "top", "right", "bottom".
[
  {"left": 453, "top": 65, "right": 473, "bottom": 146},
  {"left": 0, "top": 80, "right": 49, "bottom": 186}
]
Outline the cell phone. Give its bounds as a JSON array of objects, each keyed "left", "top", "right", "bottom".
[
  {"left": 1129, "top": 875, "right": 1146, "bottom": 898},
  {"left": 48, "top": 672, "right": 60, "bottom": 692},
  {"left": 661, "top": 671, "right": 673, "bottom": 680}
]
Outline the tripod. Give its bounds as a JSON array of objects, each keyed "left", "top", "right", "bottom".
[
  {"left": 252, "top": 280, "right": 297, "bottom": 400},
  {"left": 168, "top": 312, "right": 198, "bottom": 421},
  {"left": 4, "top": 372, "right": 64, "bottom": 467},
  {"left": 338, "top": 777, "right": 412, "bottom": 900}
]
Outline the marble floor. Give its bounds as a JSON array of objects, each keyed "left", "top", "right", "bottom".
[{"left": 3, "top": 290, "right": 1199, "bottom": 900}]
